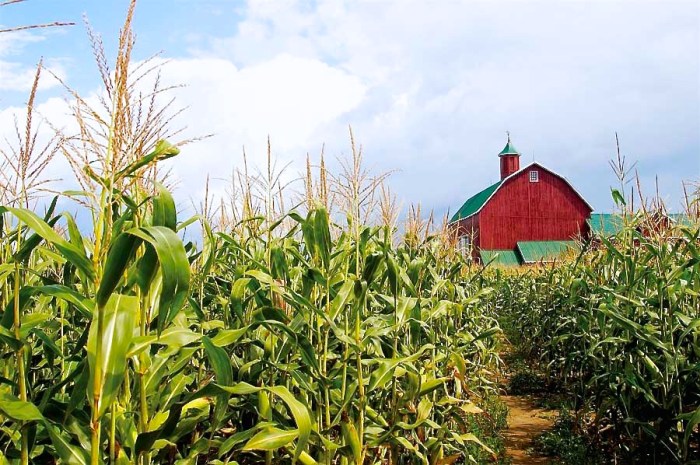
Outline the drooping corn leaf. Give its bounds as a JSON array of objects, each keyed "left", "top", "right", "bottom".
[
  {"left": 0, "top": 206, "right": 94, "bottom": 280},
  {"left": 45, "top": 422, "right": 90, "bottom": 465},
  {"left": 126, "top": 226, "right": 190, "bottom": 334},
  {"left": 0, "top": 393, "right": 43, "bottom": 421},
  {"left": 151, "top": 182, "right": 177, "bottom": 231}
]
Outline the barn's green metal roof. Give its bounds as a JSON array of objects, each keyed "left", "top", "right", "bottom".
[
  {"left": 587, "top": 213, "right": 625, "bottom": 237},
  {"left": 498, "top": 140, "right": 520, "bottom": 156},
  {"left": 450, "top": 180, "right": 502, "bottom": 223},
  {"left": 588, "top": 213, "right": 696, "bottom": 237},
  {"left": 480, "top": 249, "right": 521, "bottom": 266},
  {"left": 668, "top": 213, "right": 695, "bottom": 227},
  {"left": 516, "top": 241, "right": 577, "bottom": 264}
]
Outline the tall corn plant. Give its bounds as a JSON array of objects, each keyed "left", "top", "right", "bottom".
[
  {"left": 1, "top": 4, "right": 506, "bottom": 464},
  {"left": 0, "top": 3, "right": 193, "bottom": 464},
  {"left": 182, "top": 141, "right": 504, "bottom": 464},
  {"left": 495, "top": 205, "right": 700, "bottom": 462}
]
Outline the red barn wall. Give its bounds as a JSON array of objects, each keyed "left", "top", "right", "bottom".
[{"left": 478, "top": 165, "right": 592, "bottom": 250}]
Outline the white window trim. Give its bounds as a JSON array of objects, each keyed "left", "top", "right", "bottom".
[{"left": 529, "top": 170, "right": 539, "bottom": 183}]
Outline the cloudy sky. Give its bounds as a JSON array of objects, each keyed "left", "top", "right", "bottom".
[{"left": 1, "top": 0, "right": 698, "bottom": 220}]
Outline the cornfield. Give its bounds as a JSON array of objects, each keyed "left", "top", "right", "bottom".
[
  {"left": 0, "top": 5, "right": 504, "bottom": 464},
  {"left": 1, "top": 2, "right": 699, "bottom": 464},
  {"left": 496, "top": 210, "right": 700, "bottom": 463}
]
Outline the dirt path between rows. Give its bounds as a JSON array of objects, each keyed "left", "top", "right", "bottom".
[{"left": 502, "top": 395, "right": 556, "bottom": 464}]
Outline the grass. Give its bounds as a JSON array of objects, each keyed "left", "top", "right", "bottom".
[{"left": 533, "top": 410, "right": 604, "bottom": 465}]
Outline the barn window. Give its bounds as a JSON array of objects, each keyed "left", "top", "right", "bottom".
[
  {"left": 456, "top": 235, "right": 474, "bottom": 258},
  {"left": 529, "top": 170, "right": 539, "bottom": 183}
]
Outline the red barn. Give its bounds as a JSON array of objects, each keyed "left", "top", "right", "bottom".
[{"left": 450, "top": 137, "right": 593, "bottom": 265}]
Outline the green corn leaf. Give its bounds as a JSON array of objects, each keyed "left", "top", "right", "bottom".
[
  {"left": 362, "top": 252, "right": 383, "bottom": 282},
  {"left": 202, "top": 336, "right": 233, "bottom": 386},
  {"left": 368, "top": 360, "right": 396, "bottom": 391},
  {"left": 313, "top": 207, "right": 331, "bottom": 269},
  {"left": 29, "top": 284, "right": 95, "bottom": 317},
  {"left": 206, "top": 382, "right": 313, "bottom": 461},
  {"left": 127, "top": 335, "right": 157, "bottom": 357},
  {"left": 0, "top": 206, "right": 95, "bottom": 280},
  {"left": 395, "top": 296, "right": 417, "bottom": 325},
  {"left": 0, "top": 264, "right": 14, "bottom": 281},
  {"left": 1, "top": 292, "right": 26, "bottom": 329},
  {"left": 0, "top": 393, "right": 43, "bottom": 421},
  {"left": 270, "top": 246, "right": 290, "bottom": 281},
  {"left": 127, "top": 328, "right": 201, "bottom": 357},
  {"left": 13, "top": 215, "right": 60, "bottom": 263},
  {"left": 418, "top": 377, "right": 448, "bottom": 397},
  {"left": 11, "top": 196, "right": 57, "bottom": 262},
  {"left": 176, "top": 213, "right": 202, "bottom": 232},
  {"left": 45, "top": 422, "right": 90, "bottom": 465},
  {"left": 152, "top": 182, "right": 177, "bottom": 230},
  {"left": 66, "top": 362, "right": 89, "bottom": 419},
  {"left": 126, "top": 226, "right": 190, "bottom": 334},
  {"left": 386, "top": 254, "right": 399, "bottom": 295},
  {"left": 18, "top": 312, "right": 51, "bottom": 340},
  {"left": 87, "top": 293, "right": 137, "bottom": 418},
  {"left": 218, "top": 428, "right": 258, "bottom": 457},
  {"left": 611, "top": 188, "right": 627, "bottom": 206},
  {"left": 0, "top": 326, "right": 20, "bottom": 350},
  {"left": 203, "top": 336, "right": 233, "bottom": 430},
  {"left": 156, "top": 327, "right": 202, "bottom": 349},
  {"left": 96, "top": 232, "right": 140, "bottom": 308},
  {"left": 63, "top": 211, "right": 85, "bottom": 250},
  {"left": 242, "top": 427, "right": 299, "bottom": 451},
  {"left": 330, "top": 280, "right": 354, "bottom": 320},
  {"left": 130, "top": 245, "right": 158, "bottom": 293},
  {"left": 210, "top": 327, "right": 250, "bottom": 347},
  {"left": 114, "top": 139, "right": 180, "bottom": 181},
  {"left": 472, "top": 327, "right": 501, "bottom": 343},
  {"left": 134, "top": 402, "right": 185, "bottom": 456},
  {"left": 33, "top": 328, "right": 62, "bottom": 359},
  {"left": 2, "top": 286, "right": 85, "bottom": 331},
  {"left": 267, "top": 385, "right": 312, "bottom": 462}
]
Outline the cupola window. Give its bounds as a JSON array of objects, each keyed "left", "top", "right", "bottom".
[{"left": 529, "top": 170, "right": 539, "bottom": 183}]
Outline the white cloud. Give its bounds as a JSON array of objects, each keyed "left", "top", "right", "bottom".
[
  {"left": 0, "top": 31, "right": 64, "bottom": 92},
  {"left": 201, "top": 0, "right": 698, "bottom": 213},
  {"left": 1, "top": 52, "right": 366, "bottom": 214},
  {"left": 154, "top": 54, "right": 365, "bottom": 202},
  {"left": 1, "top": 0, "right": 698, "bottom": 218}
]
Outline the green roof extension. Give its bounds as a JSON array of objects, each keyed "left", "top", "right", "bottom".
[
  {"left": 668, "top": 213, "right": 696, "bottom": 227},
  {"left": 587, "top": 213, "right": 625, "bottom": 237},
  {"left": 450, "top": 180, "right": 502, "bottom": 223},
  {"left": 480, "top": 249, "right": 521, "bottom": 266},
  {"left": 516, "top": 241, "right": 577, "bottom": 264},
  {"left": 588, "top": 213, "right": 697, "bottom": 237}
]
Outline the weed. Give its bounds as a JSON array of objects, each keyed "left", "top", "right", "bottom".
[{"left": 534, "top": 410, "right": 604, "bottom": 465}]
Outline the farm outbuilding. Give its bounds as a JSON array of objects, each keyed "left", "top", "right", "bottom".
[
  {"left": 450, "top": 136, "right": 593, "bottom": 265},
  {"left": 588, "top": 212, "right": 694, "bottom": 239}
]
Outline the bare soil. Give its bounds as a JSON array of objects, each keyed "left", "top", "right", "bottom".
[{"left": 502, "top": 395, "right": 556, "bottom": 464}]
